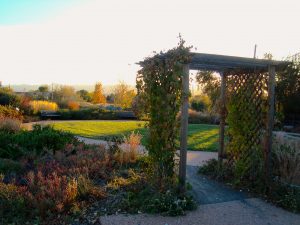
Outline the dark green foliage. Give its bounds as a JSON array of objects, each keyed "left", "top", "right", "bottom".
[
  {"left": 97, "top": 157, "right": 196, "bottom": 217},
  {"left": 0, "top": 125, "right": 76, "bottom": 159},
  {"left": 190, "top": 95, "right": 211, "bottom": 113},
  {"left": 38, "top": 85, "right": 49, "bottom": 93},
  {"left": 226, "top": 77, "right": 265, "bottom": 186},
  {"left": 0, "top": 87, "right": 21, "bottom": 107},
  {"left": 198, "top": 159, "right": 233, "bottom": 181},
  {"left": 58, "top": 108, "right": 117, "bottom": 120},
  {"left": 77, "top": 89, "right": 92, "bottom": 102},
  {"left": 120, "top": 188, "right": 197, "bottom": 216},
  {"left": 137, "top": 38, "right": 192, "bottom": 189},
  {"left": 276, "top": 59, "right": 300, "bottom": 117},
  {"left": 191, "top": 100, "right": 205, "bottom": 112},
  {"left": 271, "top": 182, "right": 300, "bottom": 212},
  {"left": 0, "top": 158, "right": 23, "bottom": 174},
  {"left": 131, "top": 94, "right": 149, "bottom": 120}
]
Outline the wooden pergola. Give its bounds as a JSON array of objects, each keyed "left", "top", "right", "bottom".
[{"left": 178, "top": 53, "right": 288, "bottom": 190}]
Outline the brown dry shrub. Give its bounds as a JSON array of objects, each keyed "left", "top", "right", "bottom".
[
  {"left": 0, "top": 105, "right": 23, "bottom": 121},
  {"left": 0, "top": 118, "right": 22, "bottom": 133},
  {"left": 67, "top": 101, "right": 80, "bottom": 110}
]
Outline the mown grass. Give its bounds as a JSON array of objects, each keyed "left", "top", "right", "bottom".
[{"left": 53, "top": 121, "right": 219, "bottom": 151}]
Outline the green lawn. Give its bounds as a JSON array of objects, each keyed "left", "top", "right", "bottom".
[{"left": 53, "top": 121, "right": 219, "bottom": 151}]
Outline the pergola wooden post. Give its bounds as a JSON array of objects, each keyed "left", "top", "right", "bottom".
[
  {"left": 218, "top": 71, "right": 226, "bottom": 162},
  {"left": 265, "top": 65, "right": 276, "bottom": 184},
  {"left": 179, "top": 64, "right": 190, "bottom": 192}
]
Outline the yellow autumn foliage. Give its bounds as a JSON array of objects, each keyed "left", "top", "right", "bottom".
[{"left": 30, "top": 100, "right": 58, "bottom": 113}]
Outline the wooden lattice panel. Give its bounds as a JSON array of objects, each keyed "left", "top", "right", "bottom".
[{"left": 225, "top": 72, "right": 268, "bottom": 177}]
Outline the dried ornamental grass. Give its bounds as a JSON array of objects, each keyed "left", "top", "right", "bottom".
[
  {"left": 273, "top": 132, "right": 300, "bottom": 185},
  {"left": 116, "top": 132, "right": 142, "bottom": 165},
  {"left": 0, "top": 118, "right": 22, "bottom": 133}
]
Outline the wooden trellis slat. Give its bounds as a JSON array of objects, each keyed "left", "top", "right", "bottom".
[{"left": 225, "top": 72, "right": 267, "bottom": 179}]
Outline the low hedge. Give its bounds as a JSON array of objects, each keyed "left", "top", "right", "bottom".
[
  {"left": 57, "top": 108, "right": 118, "bottom": 120},
  {"left": 188, "top": 110, "right": 219, "bottom": 124}
]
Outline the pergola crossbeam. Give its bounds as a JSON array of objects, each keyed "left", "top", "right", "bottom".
[{"left": 190, "top": 52, "right": 285, "bottom": 72}]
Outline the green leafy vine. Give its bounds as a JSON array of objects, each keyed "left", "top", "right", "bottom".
[{"left": 136, "top": 39, "right": 192, "bottom": 190}]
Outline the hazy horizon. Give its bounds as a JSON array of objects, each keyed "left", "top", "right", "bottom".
[
  {"left": 0, "top": 0, "right": 299, "bottom": 86},
  {"left": 2, "top": 83, "right": 135, "bottom": 93}
]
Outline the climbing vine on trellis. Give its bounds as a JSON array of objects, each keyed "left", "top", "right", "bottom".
[
  {"left": 136, "top": 39, "right": 192, "bottom": 190},
  {"left": 225, "top": 71, "right": 268, "bottom": 186}
]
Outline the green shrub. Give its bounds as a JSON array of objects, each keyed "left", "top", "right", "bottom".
[
  {"left": 190, "top": 95, "right": 211, "bottom": 112},
  {"left": 271, "top": 181, "right": 300, "bottom": 212},
  {"left": 106, "top": 166, "right": 196, "bottom": 216},
  {"left": 0, "top": 125, "right": 76, "bottom": 159},
  {"left": 0, "top": 159, "right": 24, "bottom": 175},
  {"left": 198, "top": 159, "right": 233, "bottom": 181},
  {"left": 0, "top": 87, "right": 21, "bottom": 107},
  {"left": 120, "top": 188, "right": 196, "bottom": 216}
]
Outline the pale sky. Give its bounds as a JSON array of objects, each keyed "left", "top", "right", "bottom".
[{"left": 0, "top": 0, "right": 299, "bottom": 85}]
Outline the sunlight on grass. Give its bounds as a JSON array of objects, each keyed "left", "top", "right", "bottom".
[
  {"left": 188, "top": 124, "right": 219, "bottom": 151},
  {"left": 53, "top": 121, "right": 147, "bottom": 138},
  {"left": 53, "top": 121, "right": 219, "bottom": 152}
]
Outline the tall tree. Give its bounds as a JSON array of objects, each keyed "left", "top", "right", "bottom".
[
  {"left": 38, "top": 85, "right": 49, "bottom": 93},
  {"left": 114, "top": 82, "right": 135, "bottom": 109},
  {"left": 77, "top": 89, "right": 92, "bottom": 102},
  {"left": 195, "top": 71, "right": 221, "bottom": 113},
  {"left": 92, "top": 82, "right": 106, "bottom": 104}
]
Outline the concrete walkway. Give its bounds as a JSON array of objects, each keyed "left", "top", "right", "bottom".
[{"left": 187, "top": 166, "right": 247, "bottom": 205}]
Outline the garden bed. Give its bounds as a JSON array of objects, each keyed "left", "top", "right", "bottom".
[{"left": 0, "top": 125, "right": 196, "bottom": 224}]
